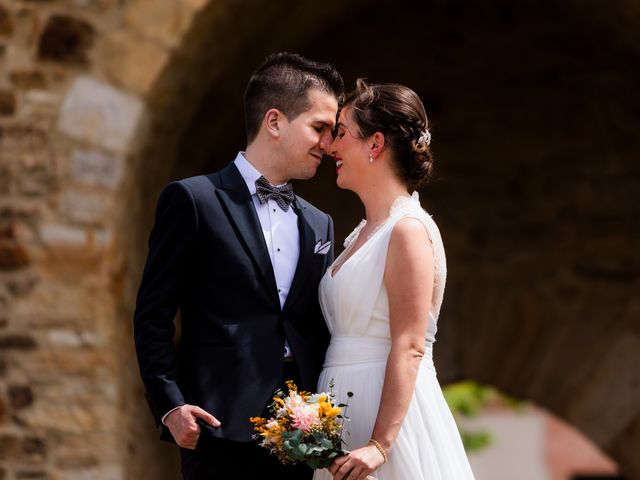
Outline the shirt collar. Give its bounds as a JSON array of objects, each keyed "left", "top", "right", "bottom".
[{"left": 233, "top": 152, "right": 261, "bottom": 196}]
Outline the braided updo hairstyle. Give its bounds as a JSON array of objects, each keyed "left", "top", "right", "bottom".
[{"left": 345, "top": 79, "right": 433, "bottom": 188}]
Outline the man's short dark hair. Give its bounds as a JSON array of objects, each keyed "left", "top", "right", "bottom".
[{"left": 244, "top": 52, "right": 344, "bottom": 144}]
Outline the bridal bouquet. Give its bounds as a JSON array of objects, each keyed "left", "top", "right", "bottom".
[{"left": 250, "top": 380, "right": 352, "bottom": 469}]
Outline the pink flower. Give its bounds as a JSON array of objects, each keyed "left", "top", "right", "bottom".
[{"left": 290, "top": 404, "right": 320, "bottom": 433}]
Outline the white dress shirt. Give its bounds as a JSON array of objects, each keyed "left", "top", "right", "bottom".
[{"left": 233, "top": 152, "right": 300, "bottom": 312}]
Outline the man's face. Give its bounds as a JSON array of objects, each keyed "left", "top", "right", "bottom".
[{"left": 277, "top": 88, "right": 338, "bottom": 181}]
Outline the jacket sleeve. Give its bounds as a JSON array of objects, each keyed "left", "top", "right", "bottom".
[{"left": 133, "top": 181, "right": 198, "bottom": 424}]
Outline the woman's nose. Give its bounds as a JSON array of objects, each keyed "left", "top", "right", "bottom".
[{"left": 326, "top": 135, "right": 338, "bottom": 156}]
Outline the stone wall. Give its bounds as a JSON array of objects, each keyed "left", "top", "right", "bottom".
[{"left": 0, "top": 0, "right": 638, "bottom": 479}]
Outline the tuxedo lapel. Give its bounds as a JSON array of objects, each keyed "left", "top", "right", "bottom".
[
  {"left": 283, "top": 199, "right": 316, "bottom": 313},
  {"left": 215, "top": 164, "right": 279, "bottom": 307}
]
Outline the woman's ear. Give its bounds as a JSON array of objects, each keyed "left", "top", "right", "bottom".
[
  {"left": 265, "top": 108, "right": 283, "bottom": 138},
  {"left": 371, "top": 132, "right": 385, "bottom": 159}
]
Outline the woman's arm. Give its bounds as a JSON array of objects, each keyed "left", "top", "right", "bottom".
[{"left": 329, "top": 217, "right": 434, "bottom": 480}]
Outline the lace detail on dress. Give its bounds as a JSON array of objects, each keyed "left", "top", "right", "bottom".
[
  {"left": 389, "top": 191, "right": 422, "bottom": 219},
  {"left": 343, "top": 219, "right": 366, "bottom": 249}
]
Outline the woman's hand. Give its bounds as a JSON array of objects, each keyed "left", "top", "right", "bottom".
[{"left": 328, "top": 445, "right": 385, "bottom": 480}]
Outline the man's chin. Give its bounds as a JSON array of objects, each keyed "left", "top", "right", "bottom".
[{"left": 293, "top": 169, "right": 318, "bottom": 181}]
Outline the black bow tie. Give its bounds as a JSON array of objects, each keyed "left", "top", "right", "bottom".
[{"left": 255, "top": 176, "right": 295, "bottom": 212}]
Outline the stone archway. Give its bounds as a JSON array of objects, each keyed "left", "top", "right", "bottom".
[{"left": 120, "top": 0, "right": 640, "bottom": 477}]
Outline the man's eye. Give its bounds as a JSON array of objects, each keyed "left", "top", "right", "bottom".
[{"left": 314, "top": 126, "right": 323, "bottom": 133}]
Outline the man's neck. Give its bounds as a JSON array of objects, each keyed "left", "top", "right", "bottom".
[{"left": 244, "top": 143, "right": 287, "bottom": 185}]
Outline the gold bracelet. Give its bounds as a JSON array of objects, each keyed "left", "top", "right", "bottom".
[{"left": 368, "top": 438, "right": 388, "bottom": 463}]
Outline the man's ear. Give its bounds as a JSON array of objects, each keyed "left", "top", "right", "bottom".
[{"left": 265, "top": 108, "right": 284, "bottom": 138}]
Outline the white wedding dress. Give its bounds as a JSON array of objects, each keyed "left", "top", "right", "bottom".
[{"left": 313, "top": 193, "right": 475, "bottom": 480}]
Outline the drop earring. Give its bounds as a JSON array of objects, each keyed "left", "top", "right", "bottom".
[{"left": 369, "top": 153, "right": 374, "bottom": 163}]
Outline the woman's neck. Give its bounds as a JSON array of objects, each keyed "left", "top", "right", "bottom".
[{"left": 359, "top": 180, "right": 410, "bottom": 225}]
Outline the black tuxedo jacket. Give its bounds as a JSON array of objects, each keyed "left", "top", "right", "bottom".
[{"left": 134, "top": 162, "right": 333, "bottom": 442}]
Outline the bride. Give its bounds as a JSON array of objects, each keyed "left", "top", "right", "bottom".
[{"left": 313, "top": 80, "right": 475, "bottom": 480}]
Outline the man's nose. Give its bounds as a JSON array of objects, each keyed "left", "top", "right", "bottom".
[{"left": 319, "top": 131, "right": 333, "bottom": 153}]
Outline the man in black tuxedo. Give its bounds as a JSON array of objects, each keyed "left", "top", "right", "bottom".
[{"left": 133, "top": 53, "right": 343, "bottom": 479}]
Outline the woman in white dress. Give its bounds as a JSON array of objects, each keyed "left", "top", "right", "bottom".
[{"left": 313, "top": 80, "right": 475, "bottom": 480}]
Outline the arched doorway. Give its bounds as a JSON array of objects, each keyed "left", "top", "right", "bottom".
[{"left": 117, "top": 0, "right": 640, "bottom": 477}]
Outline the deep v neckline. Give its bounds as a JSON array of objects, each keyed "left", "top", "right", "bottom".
[
  {"left": 329, "top": 218, "right": 390, "bottom": 278},
  {"left": 328, "top": 194, "right": 416, "bottom": 279}
]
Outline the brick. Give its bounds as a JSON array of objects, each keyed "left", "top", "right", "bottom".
[{"left": 58, "top": 76, "right": 144, "bottom": 155}]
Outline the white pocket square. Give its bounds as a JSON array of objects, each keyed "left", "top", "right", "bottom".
[{"left": 314, "top": 240, "right": 331, "bottom": 255}]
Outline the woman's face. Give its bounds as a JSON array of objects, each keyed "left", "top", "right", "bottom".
[{"left": 330, "top": 107, "right": 372, "bottom": 191}]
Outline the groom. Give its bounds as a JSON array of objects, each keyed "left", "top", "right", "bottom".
[{"left": 133, "top": 52, "right": 343, "bottom": 479}]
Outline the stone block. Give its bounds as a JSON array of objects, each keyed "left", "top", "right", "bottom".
[
  {"left": 22, "top": 436, "right": 47, "bottom": 461},
  {"left": 0, "top": 224, "right": 31, "bottom": 269},
  {"left": 8, "top": 385, "right": 34, "bottom": 409},
  {"left": 47, "top": 329, "right": 103, "bottom": 348},
  {"left": 56, "top": 454, "right": 99, "bottom": 469},
  {"left": 0, "top": 434, "right": 21, "bottom": 460},
  {"left": 0, "top": 123, "right": 49, "bottom": 152},
  {"left": 58, "top": 465, "right": 124, "bottom": 480},
  {"left": 6, "top": 270, "right": 39, "bottom": 296},
  {"left": 23, "top": 403, "right": 101, "bottom": 434},
  {"left": 0, "top": 89, "right": 16, "bottom": 116},
  {"left": 100, "top": 31, "right": 170, "bottom": 96},
  {"left": 71, "top": 149, "right": 123, "bottom": 189},
  {"left": 9, "top": 69, "right": 47, "bottom": 89},
  {"left": 0, "top": 5, "right": 13, "bottom": 36},
  {"left": 60, "top": 189, "right": 110, "bottom": 225},
  {"left": 124, "top": 0, "right": 195, "bottom": 48},
  {"left": 38, "top": 14, "right": 94, "bottom": 64},
  {"left": 0, "top": 241, "right": 31, "bottom": 268},
  {"left": 15, "top": 471, "right": 48, "bottom": 479},
  {"left": 0, "top": 295, "right": 7, "bottom": 327},
  {"left": 20, "top": 351, "right": 115, "bottom": 378},
  {"left": 39, "top": 224, "right": 87, "bottom": 249},
  {"left": 58, "top": 76, "right": 145, "bottom": 155},
  {"left": 0, "top": 335, "right": 37, "bottom": 350}
]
